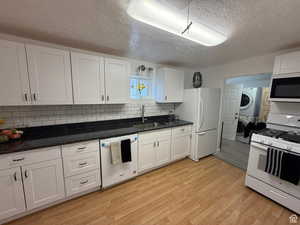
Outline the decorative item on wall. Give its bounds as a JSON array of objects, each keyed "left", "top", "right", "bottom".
[
  {"left": 136, "top": 64, "right": 154, "bottom": 77},
  {"left": 137, "top": 65, "right": 146, "bottom": 75},
  {"left": 193, "top": 72, "right": 202, "bottom": 88}
]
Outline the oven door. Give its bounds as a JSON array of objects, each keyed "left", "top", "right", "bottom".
[
  {"left": 247, "top": 142, "right": 300, "bottom": 199},
  {"left": 270, "top": 74, "right": 300, "bottom": 102}
]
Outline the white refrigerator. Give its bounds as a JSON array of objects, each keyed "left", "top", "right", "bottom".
[{"left": 176, "top": 88, "right": 221, "bottom": 161}]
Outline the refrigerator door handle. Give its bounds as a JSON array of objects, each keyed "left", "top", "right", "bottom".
[
  {"left": 199, "top": 98, "right": 205, "bottom": 130},
  {"left": 196, "top": 131, "right": 206, "bottom": 136}
]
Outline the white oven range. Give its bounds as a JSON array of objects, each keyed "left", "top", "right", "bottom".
[{"left": 246, "top": 114, "right": 300, "bottom": 214}]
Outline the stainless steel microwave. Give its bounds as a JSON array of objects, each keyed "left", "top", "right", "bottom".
[{"left": 270, "top": 73, "right": 300, "bottom": 102}]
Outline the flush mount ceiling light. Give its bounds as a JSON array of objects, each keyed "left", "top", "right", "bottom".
[{"left": 127, "top": 0, "right": 227, "bottom": 46}]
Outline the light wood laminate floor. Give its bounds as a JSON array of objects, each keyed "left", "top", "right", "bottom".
[{"left": 6, "top": 157, "right": 296, "bottom": 225}]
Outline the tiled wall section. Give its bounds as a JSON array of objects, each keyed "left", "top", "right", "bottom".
[{"left": 0, "top": 103, "right": 176, "bottom": 128}]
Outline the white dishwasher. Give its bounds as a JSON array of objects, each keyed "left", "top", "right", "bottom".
[{"left": 100, "top": 134, "right": 138, "bottom": 188}]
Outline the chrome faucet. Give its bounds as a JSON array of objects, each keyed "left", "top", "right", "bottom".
[{"left": 141, "top": 104, "right": 146, "bottom": 123}]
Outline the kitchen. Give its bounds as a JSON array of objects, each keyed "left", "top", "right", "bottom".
[{"left": 0, "top": 0, "right": 300, "bottom": 225}]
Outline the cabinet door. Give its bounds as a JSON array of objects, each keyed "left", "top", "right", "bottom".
[
  {"left": 156, "top": 137, "right": 171, "bottom": 166},
  {"left": 274, "top": 52, "right": 300, "bottom": 74},
  {"left": 71, "top": 52, "right": 105, "bottom": 104},
  {"left": 104, "top": 58, "right": 129, "bottom": 104},
  {"left": 26, "top": 44, "right": 73, "bottom": 105},
  {"left": 171, "top": 134, "right": 191, "bottom": 161},
  {"left": 23, "top": 159, "right": 65, "bottom": 210},
  {"left": 0, "top": 167, "right": 25, "bottom": 220},
  {"left": 0, "top": 40, "right": 31, "bottom": 106},
  {"left": 138, "top": 140, "right": 156, "bottom": 172},
  {"left": 165, "top": 68, "right": 184, "bottom": 102}
]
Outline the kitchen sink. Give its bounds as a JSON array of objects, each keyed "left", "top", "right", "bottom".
[{"left": 132, "top": 122, "right": 162, "bottom": 129}]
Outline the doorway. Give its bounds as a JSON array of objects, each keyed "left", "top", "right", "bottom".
[{"left": 216, "top": 73, "right": 272, "bottom": 170}]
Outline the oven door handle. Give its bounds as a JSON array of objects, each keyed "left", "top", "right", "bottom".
[{"left": 251, "top": 142, "right": 268, "bottom": 151}]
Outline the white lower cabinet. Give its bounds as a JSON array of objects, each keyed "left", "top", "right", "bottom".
[
  {"left": 65, "top": 170, "right": 101, "bottom": 196},
  {"left": 138, "top": 140, "right": 156, "bottom": 172},
  {"left": 138, "top": 129, "right": 171, "bottom": 173},
  {"left": 156, "top": 136, "right": 171, "bottom": 166},
  {"left": 138, "top": 126, "right": 192, "bottom": 173},
  {"left": 22, "top": 159, "right": 65, "bottom": 210},
  {"left": 62, "top": 140, "right": 101, "bottom": 197},
  {"left": 171, "top": 126, "right": 192, "bottom": 160},
  {"left": 0, "top": 167, "right": 26, "bottom": 220},
  {"left": 0, "top": 147, "right": 65, "bottom": 222}
]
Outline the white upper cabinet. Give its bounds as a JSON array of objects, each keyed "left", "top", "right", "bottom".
[
  {"left": 71, "top": 52, "right": 105, "bottom": 104},
  {"left": 273, "top": 51, "right": 300, "bottom": 75},
  {"left": 0, "top": 40, "right": 31, "bottom": 106},
  {"left": 104, "top": 58, "right": 130, "bottom": 104},
  {"left": 155, "top": 67, "right": 184, "bottom": 103},
  {"left": 26, "top": 44, "right": 73, "bottom": 105}
]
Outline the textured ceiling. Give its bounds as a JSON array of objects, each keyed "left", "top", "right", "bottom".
[{"left": 0, "top": 0, "right": 299, "bottom": 68}]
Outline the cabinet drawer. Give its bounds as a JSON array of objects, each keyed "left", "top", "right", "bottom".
[
  {"left": 62, "top": 140, "right": 99, "bottom": 157},
  {"left": 0, "top": 146, "right": 61, "bottom": 170},
  {"left": 65, "top": 170, "right": 101, "bottom": 197},
  {"left": 63, "top": 152, "right": 100, "bottom": 177},
  {"left": 172, "top": 125, "right": 192, "bottom": 136}
]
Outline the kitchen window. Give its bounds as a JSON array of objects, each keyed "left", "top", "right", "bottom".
[{"left": 130, "top": 76, "right": 153, "bottom": 100}]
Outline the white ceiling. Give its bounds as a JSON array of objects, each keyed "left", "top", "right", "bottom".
[{"left": 0, "top": 0, "right": 299, "bottom": 68}]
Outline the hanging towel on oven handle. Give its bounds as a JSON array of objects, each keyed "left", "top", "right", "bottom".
[{"left": 264, "top": 147, "right": 283, "bottom": 177}]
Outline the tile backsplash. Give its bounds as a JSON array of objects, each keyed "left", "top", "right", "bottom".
[{"left": 0, "top": 103, "right": 176, "bottom": 128}]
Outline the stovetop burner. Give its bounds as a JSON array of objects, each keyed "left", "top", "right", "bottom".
[
  {"left": 256, "top": 128, "right": 285, "bottom": 138},
  {"left": 257, "top": 128, "right": 300, "bottom": 144}
]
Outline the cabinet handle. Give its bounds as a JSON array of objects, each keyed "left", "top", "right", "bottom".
[
  {"left": 12, "top": 157, "right": 24, "bottom": 162},
  {"left": 77, "top": 147, "right": 87, "bottom": 152},
  {"left": 80, "top": 180, "right": 89, "bottom": 185},
  {"left": 101, "top": 95, "right": 105, "bottom": 101},
  {"left": 107, "top": 96, "right": 109, "bottom": 101},
  {"left": 24, "top": 93, "right": 28, "bottom": 102},
  {"left": 13, "top": 172, "right": 17, "bottom": 182},
  {"left": 157, "top": 141, "right": 159, "bottom": 147},
  {"left": 24, "top": 170, "right": 28, "bottom": 179},
  {"left": 79, "top": 162, "right": 88, "bottom": 167},
  {"left": 165, "top": 96, "right": 168, "bottom": 100},
  {"left": 154, "top": 142, "right": 156, "bottom": 147},
  {"left": 33, "top": 93, "right": 37, "bottom": 101}
]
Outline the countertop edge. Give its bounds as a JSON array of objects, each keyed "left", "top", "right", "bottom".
[{"left": 0, "top": 121, "right": 193, "bottom": 155}]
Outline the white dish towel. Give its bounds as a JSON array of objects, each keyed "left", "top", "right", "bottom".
[{"left": 110, "top": 141, "right": 122, "bottom": 165}]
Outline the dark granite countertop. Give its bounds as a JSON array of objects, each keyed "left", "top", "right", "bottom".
[{"left": 0, "top": 116, "right": 192, "bottom": 155}]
